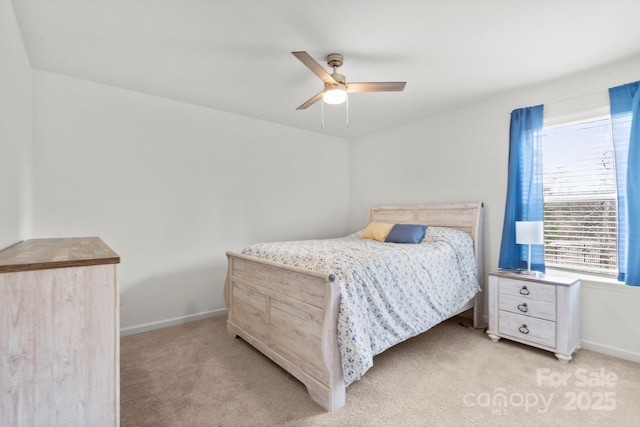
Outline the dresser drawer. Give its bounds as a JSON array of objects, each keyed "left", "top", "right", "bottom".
[
  {"left": 498, "top": 277, "right": 556, "bottom": 303},
  {"left": 498, "top": 311, "right": 556, "bottom": 348},
  {"left": 499, "top": 293, "right": 556, "bottom": 321}
]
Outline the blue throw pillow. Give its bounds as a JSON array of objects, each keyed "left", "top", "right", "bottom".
[{"left": 385, "top": 224, "right": 428, "bottom": 244}]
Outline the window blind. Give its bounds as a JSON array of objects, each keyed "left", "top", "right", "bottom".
[{"left": 542, "top": 118, "right": 618, "bottom": 274}]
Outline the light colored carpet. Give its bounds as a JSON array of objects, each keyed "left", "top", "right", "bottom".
[{"left": 120, "top": 314, "right": 639, "bottom": 426}]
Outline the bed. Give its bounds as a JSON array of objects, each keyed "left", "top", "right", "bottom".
[{"left": 223, "top": 202, "right": 485, "bottom": 411}]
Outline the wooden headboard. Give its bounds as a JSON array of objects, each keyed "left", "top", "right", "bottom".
[
  {"left": 368, "top": 202, "right": 485, "bottom": 326},
  {"left": 369, "top": 202, "right": 483, "bottom": 245}
]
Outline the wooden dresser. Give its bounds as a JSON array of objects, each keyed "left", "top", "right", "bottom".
[
  {"left": 487, "top": 270, "right": 580, "bottom": 363},
  {"left": 0, "top": 237, "right": 120, "bottom": 427}
]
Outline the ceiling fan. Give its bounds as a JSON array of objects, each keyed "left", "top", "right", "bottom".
[{"left": 292, "top": 51, "right": 406, "bottom": 110}]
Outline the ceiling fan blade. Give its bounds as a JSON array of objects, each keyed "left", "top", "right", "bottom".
[
  {"left": 296, "top": 91, "right": 324, "bottom": 110},
  {"left": 347, "top": 82, "right": 406, "bottom": 93},
  {"left": 292, "top": 51, "right": 336, "bottom": 85}
]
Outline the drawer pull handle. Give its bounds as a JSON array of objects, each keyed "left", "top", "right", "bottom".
[
  {"left": 519, "top": 286, "right": 530, "bottom": 296},
  {"left": 519, "top": 324, "right": 530, "bottom": 335},
  {"left": 517, "top": 303, "right": 528, "bottom": 313}
]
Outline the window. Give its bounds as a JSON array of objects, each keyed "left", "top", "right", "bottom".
[{"left": 541, "top": 117, "right": 618, "bottom": 275}]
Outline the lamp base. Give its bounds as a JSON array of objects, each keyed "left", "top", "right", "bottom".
[{"left": 515, "top": 269, "right": 541, "bottom": 277}]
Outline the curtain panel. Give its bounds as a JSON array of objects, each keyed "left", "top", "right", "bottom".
[
  {"left": 609, "top": 81, "right": 640, "bottom": 286},
  {"left": 498, "top": 105, "right": 545, "bottom": 272}
]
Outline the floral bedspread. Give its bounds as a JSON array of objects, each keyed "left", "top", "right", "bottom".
[{"left": 241, "top": 227, "right": 480, "bottom": 386}]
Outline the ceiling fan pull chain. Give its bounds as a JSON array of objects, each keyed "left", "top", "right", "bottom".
[
  {"left": 321, "top": 98, "right": 325, "bottom": 128},
  {"left": 346, "top": 93, "right": 349, "bottom": 128}
]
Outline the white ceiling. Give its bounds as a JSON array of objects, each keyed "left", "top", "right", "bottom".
[{"left": 11, "top": 0, "right": 640, "bottom": 139}]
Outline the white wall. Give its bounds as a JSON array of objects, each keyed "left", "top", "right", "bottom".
[
  {"left": 32, "top": 71, "right": 350, "bottom": 333},
  {"left": 0, "top": 0, "right": 32, "bottom": 249},
  {"left": 349, "top": 55, "right": 640, "bottom": 362}
]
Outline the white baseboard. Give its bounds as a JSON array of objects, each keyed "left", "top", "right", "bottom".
[
  {"left": 120, "top": 308, "right": 228, "bottom": 337},
  {"left": 580, "top": 339, "right": 640, "bottom": 364}
]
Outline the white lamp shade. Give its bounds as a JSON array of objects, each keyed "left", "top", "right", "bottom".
[
  {"left": 323, "top": 86, "right": 347, "bottom": 105},
  {"left": 515, "top": 221, "right": 544, "bottom": 245}
]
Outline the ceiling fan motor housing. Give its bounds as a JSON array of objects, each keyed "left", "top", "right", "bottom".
[{"left": 329, "top": 73, "right": 346, "bottom": 85}]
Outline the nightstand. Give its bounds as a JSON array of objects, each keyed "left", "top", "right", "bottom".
[{"left": 487, "top": 270, "right": 580, "bottom": 363}]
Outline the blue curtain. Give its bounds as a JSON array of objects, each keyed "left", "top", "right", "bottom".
[
  {"left": 498, "top": 105, "right": 545, "bottom": 272},
  {"left": 609, "top": 81, "right": 640, "bottom": 286}
]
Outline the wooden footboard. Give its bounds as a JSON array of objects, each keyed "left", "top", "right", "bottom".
[{"left": 224, "top": 252, "right": 346, "bottom": 411}]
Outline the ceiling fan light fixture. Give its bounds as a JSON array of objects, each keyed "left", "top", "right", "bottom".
[{"left": 323, "top": 83, "right": 347, "bottom": 105}]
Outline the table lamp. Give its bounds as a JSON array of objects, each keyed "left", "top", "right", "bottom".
[{"left": 515, "top": 221, "right": 544, "bottom": 273}]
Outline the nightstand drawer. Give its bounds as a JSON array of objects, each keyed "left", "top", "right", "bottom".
[
  {"left": 499, "top": 311, "right": 556, "bottom": 348},
  {"left": 498, "top": 278, "right": 556, "bottom": 303},
  {"left": 499, "top": 294, "right": 556, "bottom": 321}
]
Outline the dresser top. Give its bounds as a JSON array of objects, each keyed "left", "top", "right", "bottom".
[
  {"left": 0, "top": 237, "right": 120, "bottom": 273},
  {"left": 490, "top": 269, "right": 579, "bottom": 286}
]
